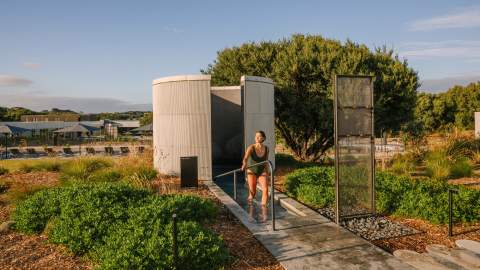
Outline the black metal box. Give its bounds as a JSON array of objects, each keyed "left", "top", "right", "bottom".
[{"left": 180, "top": 156, "right": 198, "bottom": 188}]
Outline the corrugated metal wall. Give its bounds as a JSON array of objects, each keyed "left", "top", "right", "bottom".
[
  {"left": 152, "top": 75, "right": 212, "bottom": 180},
  {"left": 241, "top": 76, "right": 276, "bottom": 169}
]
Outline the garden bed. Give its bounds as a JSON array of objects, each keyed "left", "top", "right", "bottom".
[{"left": 0, "top": 160, "right": 283, "bottom": 270}]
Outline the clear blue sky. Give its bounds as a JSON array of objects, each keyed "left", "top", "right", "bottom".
[{"left": 1, "top": 0, "right": 479, "bottom": 112}]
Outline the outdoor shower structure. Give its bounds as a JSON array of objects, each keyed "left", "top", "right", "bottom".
[
  {"left": 334, "top": 75, "right": 376, "bottom": 224},
  {"left": 152, "top": 75, "right": 275, "bottom": 180}
]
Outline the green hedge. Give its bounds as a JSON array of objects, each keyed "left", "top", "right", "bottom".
[
  {"left": 12, "top": 183, "right": 228, "bottom": 269},
  {"left": 285, "top": 166, "right": 480, "bottom": 224}
]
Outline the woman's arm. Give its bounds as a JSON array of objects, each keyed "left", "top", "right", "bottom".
[{"left": 241, "top": 145, "right": 252, "bottom": 171}]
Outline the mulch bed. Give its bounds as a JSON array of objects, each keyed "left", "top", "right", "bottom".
[
  {"left": 0, "top": 232, "right": 92, "bottom": 270},
  {"left": 373, "top": 217, "right": 480, "bottom": 253}
]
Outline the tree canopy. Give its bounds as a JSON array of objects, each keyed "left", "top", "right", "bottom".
[
  {"left": 415, "top": 82, "right": 480, "bottom": 132},
  {"left": 204, "top": 34, "right": 419, "bottom": 161}
]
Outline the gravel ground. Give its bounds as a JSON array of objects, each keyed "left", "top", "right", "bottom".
[{"left": 317, "top": 207, "right": 419, "bottom": 241}]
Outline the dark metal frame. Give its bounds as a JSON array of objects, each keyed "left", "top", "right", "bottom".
[{"left": 334, "top": 74, "right": 375, "bottom": 224}]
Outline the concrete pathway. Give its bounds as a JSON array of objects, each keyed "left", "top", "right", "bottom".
[
  {"left": 394, "top": 241, "right": 480, "bottom": 270},
  {"left": 207, "top": 181, "right": 415, "bottom": 270}
]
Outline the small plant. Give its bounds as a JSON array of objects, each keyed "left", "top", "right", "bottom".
[
  {"left": 0, "top": 180, "right": 9, "bottom": 193},
  {"left": 19, "top": 159, "right": 65, "bottom": 173},
  {"left": 425, "top": 151, "right": 451, "bottom": 180},
  {"left": 0, "top": 166, "right": 9, "bottom": 175},
  {"left": 450, "top": 157, "right": 473, "bottom": 179}
]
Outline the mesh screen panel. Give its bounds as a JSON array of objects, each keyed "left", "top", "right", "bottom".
[{"left": 335, "top": 75, "right": 374, "bottom": 221}]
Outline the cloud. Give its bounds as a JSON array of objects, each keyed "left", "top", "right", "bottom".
[
  {"left": 0, "top": 75, "right": 33, "bottom": 87},
  {"left": 0, "top": 93, "right": 152, "bottom": 113},
  {"left": 399, "top": 40, "right": 480, "bottom": 59},
  {"left": 22, "top": 62, "right": 42, "bottom": 70},
  {"left": 408, "top": 7, "right": 480, "bottom": 31},
  {"left": 419, "top": 74, "right": 480, "bottom": 93}
]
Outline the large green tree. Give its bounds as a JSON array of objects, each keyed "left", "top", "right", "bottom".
[
  {"left": 204, "top": 34, "right": 419, "bottom": 161},
  {"left": 415, "top": 82, "right": 480, "bottom": 132}
]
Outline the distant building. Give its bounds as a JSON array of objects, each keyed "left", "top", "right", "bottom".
[
  {"left": 21, "top": 114, "right": 80, "bottom": 122},
  {"left": 0, "top": 120, "right": 140, "bottom": 140}
]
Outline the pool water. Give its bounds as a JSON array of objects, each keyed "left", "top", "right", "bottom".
[{"left": 213, "top": 166, "right": 287, "bottom": 223}]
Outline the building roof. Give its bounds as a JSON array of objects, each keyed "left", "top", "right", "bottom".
[
  {"left": 0, "top": 124, "right": 31, "bottom": 134},
  {"left": 54, "top": 123, "right": 100, "bottom": 133},
  {"left": 0, "top": 120, "right": 140, "bottom": 130},
  {"left": 130, "top": 123, "right": 153, "bottom": 132}
]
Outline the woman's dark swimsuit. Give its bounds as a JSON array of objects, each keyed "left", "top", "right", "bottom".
[{"left": 247, "top": 145, "right": 268, "bottom": 177}]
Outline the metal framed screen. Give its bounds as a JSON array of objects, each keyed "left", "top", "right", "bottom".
[{"left": 334, "top": 75, "right": 375, "bottom": 223}]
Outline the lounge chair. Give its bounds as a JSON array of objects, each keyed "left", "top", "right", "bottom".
[
  {"left": 9, "top": 148, "right": 22, "bottom": 158},
  {"left": 44, "top": 147, "right": 57, "bottom": 157},
  {"left": 104, "top": 146, "right": 114, "bottom": 155},
  {"left": 63, "top": 147, "right": 74, "bottom": 156},
  {"left": 136, "top": 146, "right": 145, "bottom": 154},
  {"left": 120, "top": 146, "right": 130, "bottom": 155},
  {"left": 86, "top": 147, "right": 96, "bottom": 155},
  {"left": 26, "top": 148, "right": 39, "bottom": 157}
]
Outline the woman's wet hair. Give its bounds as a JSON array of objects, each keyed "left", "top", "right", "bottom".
[{"left": 256, "top": 130, "right": 266, "bottom": 142}]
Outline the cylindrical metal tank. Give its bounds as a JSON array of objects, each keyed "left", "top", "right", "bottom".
[{"left": 152, "top": 75, "right": 212, "bottom": 180}]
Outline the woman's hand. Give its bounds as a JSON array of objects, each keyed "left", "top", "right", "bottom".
[{"left": 241, "top": 163, "right": 246, "bottom": 171}]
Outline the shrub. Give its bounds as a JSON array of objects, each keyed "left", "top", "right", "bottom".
[
  {"left": 12, "top": 183, "right": 227, "bottom": 269},
  {"left": 47, "top": 183, "right": 150, "bottom": 254},
  {"left": 0, "top": 166, "right": 8, "bottom": 175},
  {"left": 388, "top": 153, "right": 417, "bottom": 176},
  {"left": 375, "top": 171, "right": 415, "bottom": 214},
  {"left": 284, "top": 167, "right": 334, "bottom": 197},
  {"left": 18, "top": 159, "right": 66, "bottom": 173},
  {"left": 12, "top": 188, "right": 63, "bottom": 233},
  {"left": 425, "top": 151, "right": 451, "bottom": 180},
  {"left": 95, "top": 221, "right": 229, "bottom": 270},
  {"left": 450, "top": 157, "right": 473, "bottom": 179}
]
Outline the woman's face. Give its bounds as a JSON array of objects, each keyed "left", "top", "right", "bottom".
[{"left": 255, "top": 133, "right": 265, "bottom": 144}]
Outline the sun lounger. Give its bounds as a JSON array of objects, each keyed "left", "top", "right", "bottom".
[
  {"left": 120, "top": 146, "right": 130, "bottom": 155},
  {"left": 44, "top": 147, "right": 57, "bottom": 157},
  {"left": 63, "top": 147, "right": 74, "bottom": 156},
  {"left": 86, "top": 147, "right": 96, "bottom": 155},
  {"left": 104, "top": 146, "right": 114, "bottom": 155},
  {"left": 136, "top": 146, "right": 145, "bottom": 154},
  {"left": 9, "top": 148, "right": 22, "bottom": 158},
  {"left": 26, "top": 148, "right": 39, "bottom": 157}
]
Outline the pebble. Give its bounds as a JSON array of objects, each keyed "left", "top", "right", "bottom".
[{"left": 317, "top": 207, "right": 419, "bottom": 241}]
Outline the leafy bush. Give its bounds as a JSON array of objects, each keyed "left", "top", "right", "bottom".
[
  {"left": 12, "top": 188, "right": 63, "bottom": 233},
  {"left": 96, "top": 221, "right": 229, "bottom": 270},
  {"left": 47, "top": 183, "right": 150, "bottom": 254},
  {"left": 12, "top": 183, "right": 228, "bottom": 269},
  {"left": 284, "top": 166, "right": 334, "bottom": 198},
  {"left": 375, "top": 171, "right": 415, "bottom": 214},
  {"left": 0, "top": 166, "right": 8, "bottom": 175},
  {"left": 285, "top": 167, "right": 480, "bottom": 224}
]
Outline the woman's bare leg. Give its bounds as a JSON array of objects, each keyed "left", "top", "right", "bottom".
[
  {"left": 258, "top": 172, "right": 269, "bottom": 206},
  {"left": 247, "top": 171, "right": 257, "bottom": 201}
]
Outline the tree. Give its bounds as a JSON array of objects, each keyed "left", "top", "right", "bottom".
[
  {"left": 415, "top": 82, "right": 480, "bottom": 132},
  {"left": 140, "top": 112, "right": 153, "bottom": 126},
  {"left": 204, "top": 34, "right": 419, "bottom": 161}
]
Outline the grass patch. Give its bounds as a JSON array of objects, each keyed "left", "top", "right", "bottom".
[{"left": 0, "top": 166, "right": 9, "bottom": 175}]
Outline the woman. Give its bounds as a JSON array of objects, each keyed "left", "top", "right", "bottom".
[{"left": 241, "top": 130, "right": 269, "bottom": 206}]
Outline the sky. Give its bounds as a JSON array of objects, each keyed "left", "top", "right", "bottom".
[{"left": 1, "top": 0, "right": 480, "bottom": 113}]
